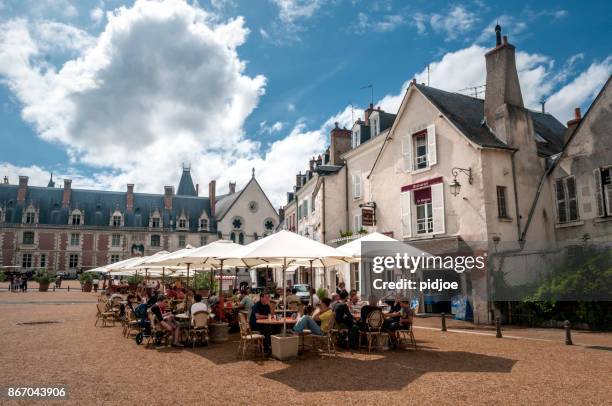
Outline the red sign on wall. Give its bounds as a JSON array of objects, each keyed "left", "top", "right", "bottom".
[
  {"left": 362, "top": 207, "right": 375, "bottom": 226},
  {"left": 400, "top": 176, "right": 443, "bottom": 192}
]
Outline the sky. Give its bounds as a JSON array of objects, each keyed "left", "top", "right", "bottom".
[{"left": 0, "top": 0, "right": 610, "bottom": 208}]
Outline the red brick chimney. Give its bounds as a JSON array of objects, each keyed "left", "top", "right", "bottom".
[
  {"left": 209, "top": 180, "right": 216, "bottom": 217},
  {"left": 564, "top": 107, "right": 582, "bottom": 143},
  {"left": 62, "top": 179, "right": 72, "bottom": 208},
  {"left": 329, "top": 123, "right": 351, "bottom": 165},
  {"left": 364, "top": 103, "right": 374, "bottom": 123},
  {"left": 164, "top": 186, "right": 173, "bottom": 210},
  {"left": 126, "top": 184, "right": 134, "bottom": 212},
  {"left": 17, "top": 176, "right": 28, "bottom": 203}
]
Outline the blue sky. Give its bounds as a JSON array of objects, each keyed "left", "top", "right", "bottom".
[{"left": 0, "top": 0, "right": 610, "bottom": 206}]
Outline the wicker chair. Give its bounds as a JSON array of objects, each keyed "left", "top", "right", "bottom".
[
  {"left": 95, "top": 302, "right": 115, "bottom": 327},
  {"left": 123, "top": 307, "right": 139, "bottom": 337},
  {"left": 396, "top": 322, "right": 417, "bottom": 350},
  {"left": 359, "top": 309, "right": 386, "bottom": 353},
  {"left": 189, "top": 311, "right": 209, "bottom": 348},
  {"left": 237, "top": 312, "right": 264, "bottom": 359},
  {"left": 310, "top": 317, "right": 336, "bottom": 356}
]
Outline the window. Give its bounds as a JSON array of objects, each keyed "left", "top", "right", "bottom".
[
  {"left": 40, "top": 254, "right": 46, "bottom": 268},
  {"left": 352, "top": 172, "right": 362, "bottom": 199},
  {"left": 414, "top": 132, "right": 428, "bottom": 169},
  {"left": 496, "top": 186, "right": 509, "bottom": 218},
  {"left": 111, "top": 234, "right": 121, "bottom": 247},
  {"left": 23, "top": 231, "right": 34, "bottom": 245},
  {"left": 69, "top": 254, "right": 79, "bottom": 269},
  {"left": 178, "top": 218, "right": 187, "bottom": 229},
  {"left": 150, "top": 234, "right": 160, "bottom": 247},
  {"left": 311, "top": 196, "right": 315, "bottom": 213},
  {"left": 555, "top": 177, "right": 578, "bottom": 223},
  {"left": 238, "top": 232, "right": 245, "bottom": 245},
  {"left": 232, "top": 217, "right": 243, "bottom": 230},
  {"left": 200, "top": 218, "right": 209, "bottom": 231},
  {"left": 112, "top": 215, "right": 121, "bottom": 227},
  {"left": 264, "top": 218, "right": 275, "bottom": 231},
  {"left": 352, "top": 128, "right": 360, "bottom": 148},
  {"left": 402, "top": 125, "right": 437, "bottom": 172},
  {"left": 151, "top": 217, "right": 160, "bottom": 228},
  {"left": 70, "top": 233, "right": 80, "bottom": 246},
  {"left": 416, "top": 201, "right": 434, "bottom": 234},
  {"left": 400, "top": 182, "right": 445, "bottom": 238},
  {"left": 22, "top": 253, "right": 32, "bottom": 268},
  {"left": 230, "top": 232, "right": 236, "bottom": 243},
  {"left": 71, "top": 213, "right": 81, "bottom": 225},
  {"left": 200, "top": 235, "right": 208, "bottom": 246},
  {"left": 25, "top": 211, "right": 36, "bottom": 224},
  {"left": 178, "top": 235, "right": 186, "bottom": 248},
  {"left": 353, "top": 213, "right": 362, "bottom": 232},
  {"left": 371, "top": 117, "right": 379, "bottom": 137},
  {"left": 595, "top": 167, "right": 612, "bottom": 217},
  {"left": 110, "top": 254, "right": 120, "bottom": 263}
]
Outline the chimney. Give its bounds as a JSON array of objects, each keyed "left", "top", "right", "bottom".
[
  {"left": 316, "top": 154, "right": 322, "bottom": 166},
  {"left": 208, "top": 180, "right": 216, "bottom": 217},
  {"left": 296, "top": 172, "right": 302, "bottom": 188},
  {"left": 309, "top": 157, "right": 315, "bottom": 171},
  {"left": 229, "top": 181, "right": 236, "bottom": 194},
  {"left": 564, "top": 107, "right": 582, "bottom": 143},
  {"left": 126, "top": 184, "right": 134, "bottom": 212},
  {"left": 195, "top": 184, "right": 199, "bottom": 196},
  {"left": 164, "top": 186, "right": 173, "bottom": 210},
  {"left": 17, "top": 176, "right": 28, "bottom": 203},
  {"left": 3, "top": 176, "right": 8, "bottom": 184},
  {"left": 484, "top": 25, "right": 524, "bottom": 128},
  {"left": 278, "top": 207, "right": 285, "bottom": 224},
  {"left": 364, "top": 103, "right": 374, "bottom": 123},
  {"left": 62, "top": 179, "right": 72, "bottom": 208},
  {"left": 329, "top": 122, "right": 351, "bottom": 165}
]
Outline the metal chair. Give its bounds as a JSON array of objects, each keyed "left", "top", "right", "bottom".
[
  {"left": 359, "top": 309, "right": 386, "bottom": 353},
  {"left": 396, "top": 322, "right": 417, "bottom": 350},
  {"left": 311, "top": 317, "right": 336, "bottom": 356}
]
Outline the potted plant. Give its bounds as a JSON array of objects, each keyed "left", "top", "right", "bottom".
[
  {"left": 127, "top": 274, "right": 144, "bottom": 291},
  {"left": 193, "top": 271, "right": 218, "bottom": 298},
  {"left": 33, "top": 269, "right": 55, "bottom": 292},
  {"left": 79, "top": 272, "right": 94, "bottom": 292},
  {"left": 316, "top": 287, "right": 328, "bottom": 300},
  {"left": 271, "top": 332, "right": 300, "bottom": 360}
]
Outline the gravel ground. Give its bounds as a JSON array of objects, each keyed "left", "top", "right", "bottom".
[{"left": 0, "top": 291, "right": 611, "bottom": 405}]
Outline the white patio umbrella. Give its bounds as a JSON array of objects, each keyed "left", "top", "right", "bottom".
[
  {"left": 141, "top": 245, "right": 197, "bottom": 285},
  {"left": 220, "top": 230, "right": 351, "bottom": 334},
  {"left": 335, "top": 231, "right": 432, "bottom": 258}
]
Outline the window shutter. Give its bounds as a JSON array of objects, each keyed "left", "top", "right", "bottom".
[
  {"left": 593, "top": 169, "right": 605, "bottom": 217},
  {"left": 427, "top": 124, "right": 437, "bottom": 167},
  {"left": 353, "top": 172, "right": 362, "bottom": 198},
  {"left": 605, "top": 184, "right": 612, "bottom": 216},
  {"left": 400, "top": 191, "right": 412, "bottom": 238},
  {"left": 431, "top": 183, "right": 445, "bottom": 234},
  {"left": 401, "top": 135, "right": 412, "bottom": 172}
]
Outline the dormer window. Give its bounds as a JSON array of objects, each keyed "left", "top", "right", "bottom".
[
  {"left": 149, "top": 209, "right": 162, "bottom": 228},
  {"left": 22, "top": 204, "right": 38, "bottom": 225},
  {"left": 110, "top": 210, "right": 123, "bottom": 227},
  {"left": 25, "top": 211, "right": 35, "bottom": 224},
  {"left": 179, "top": 218, "right": 187, "bottom": 228},
  {"left": 199, "top": 218, "right": 208, "bottom": 230},
  {"left": 370, "top": 112, "right": 380, "bottom": 137},
  {"left": 152, "top": 217, "right": 160, "bottom": 228},
  {"left": 176, "top": 213, "right": 189, "bottom": 230},
  {"left": 352, "top": 127, "right": 361, "bottom": 148},
  {"left": 70, "top": 209, "right": 83, "bottom": 225}
]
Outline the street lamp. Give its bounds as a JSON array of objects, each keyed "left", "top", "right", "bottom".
[{"left": 450, "top": 167, "right": 473, "bottom": 197}]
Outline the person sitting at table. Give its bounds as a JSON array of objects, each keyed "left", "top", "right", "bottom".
[
  {"left": 191, "top": 294, "right": 209, "bottom": 314},
  {"left": 150, "top": 295, "right": 183, "bottom": 347},
  {"left": 292, "top": 298, "right": 333, "bottom": 336},
  {"left": 285, "top": 288, "right": 301, "bottom": 306},
  {"left": 274, "top": 287, "right": 283, "bottom": 300},
  {"left": 334, "top": 291, "right": 358, "bottom": 348},
  {"left": 349, "top": 289, "right": 360, "bottom": 307},
  {"left": 359, "top": 295, "right": 381, "bottom": 331},
  {"left": 309, "top": 288, "right": 320, "bottom": 306},
  {"left": 329, "top": 293, "right": 341, "bottom": 311},
  {"left": 385, "top": 297, "right": 414, "bottom": 349},
  {"left": 250, "top": 293, "right": 272, "bottom": 352},
  {"left": 238, "top": 287, "right": 254, "bottom": 320}
]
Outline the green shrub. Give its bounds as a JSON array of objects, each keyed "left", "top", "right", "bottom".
[
  {"left": 33, "top": 269, "right": 55, "bottom": 284},
  {"left": 316, "top": 287, "right": 328, "bottom": 299},
  {"left": 78, "top": 272, "right": 94, "bottom": 284},
  {"left": 193, "top": 271, "right": 218, "bottom": 292},
  {"left": 127, "top": 274, "right": 145, "bottom": 285}
]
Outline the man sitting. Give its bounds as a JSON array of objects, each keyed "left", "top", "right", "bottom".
[
  {"left": 150, "top": 295, "right": 183, "bottom": 347},
  {"left": 349, "top": 289, "right": 360, "bottom": 307},
  {"left": 292, "top": 298, "right": 333, "bottom": 336},
  {"left": 191, "top": 294, "right": 209, "bottom": 314},
  {"left": 385, "top": 297, "right": 414, "bottom": 349},
  {"left": 285, "top": 288, "right": 301, "bottom": 307},
  {"left": 250, "top": 293, "right": 272, "bottom": 352},
  {"left": 334, "top": 291, "right": 358, "bottom": 348},
  {"left": 238, "top": 287, "right": 254, "bottom": 320}
]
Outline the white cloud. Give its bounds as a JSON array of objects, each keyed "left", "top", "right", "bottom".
[
  {"left": 414, "top": 6, "right": 478, "bottom": 41},
  {"left": 287, "top": 103, "right": 296, "bottom": 112},
  {"left": 271, "top": 0, "right": 326, "bottom": 24},
  {"left": 353, "top": 12, "right": 404, "bottom": 34},
  {"left": 90, "top": 7, "right": 105, "bottom": 24},
  {"left": 27, "top": 0, "right": 78, "bottom": 19},
  {"left": 259, "top": 28, "right": 269, "bottom": 39},
  {"left": 0, "top": 163, "right": 101, "bottom": 191},
  {"left": 258, "top": 120, "right": 284, "bottom": 135},
  {"left": 0, "top": 0, "right": 335, "bottom": 207}
]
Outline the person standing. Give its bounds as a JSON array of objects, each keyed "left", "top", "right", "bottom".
[{"left": 21, "top": 274, "right": 28, "bottom": 292}]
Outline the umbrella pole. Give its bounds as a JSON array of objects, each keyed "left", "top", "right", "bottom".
[
  {"left": 283, "top": 257, "right": 287, "bottom": 335},
  {"left": 219, "top": 260, "right": 225, "bottom": 321},
  {"left": 310, "top": 259, "right": 314, "bottom": 305},
  {"left": 162, "top": 267, "right": 165, "bottom": 294}
]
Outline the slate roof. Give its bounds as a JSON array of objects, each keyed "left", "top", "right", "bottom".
[
  {"left": 176, "top": 168, "right": 197, "bottom": 196},
  {"left": 415, "top": 84, "right": 566, "bottom": 156},
  {"left": 0, "top": 184, "right": 214, "bottom": 232}
]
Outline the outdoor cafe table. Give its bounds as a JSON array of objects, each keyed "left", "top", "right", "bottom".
[{"left": 256, "top": 317, "right": 297, "bottom": 326}]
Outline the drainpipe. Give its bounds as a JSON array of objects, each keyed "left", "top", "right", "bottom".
[
  {"left": 344, "top": 161, "right": 350, "bottom": 233},
  {"left": 510, "top": 151, "right": 521, "bottom": 241},
  {"left": 322, "top": 177, "right": 326, "bottom": 243}
]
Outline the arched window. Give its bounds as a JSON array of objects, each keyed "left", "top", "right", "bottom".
[
  {"left": 22, "top": 203, "right": 38, "bottom": 225},
  {"left": 70, "top": 209, "right": 83, "bottom": 225},
  {"left": 230, "top": 232, "right": 236, "bottom": 243},
  {"left": 110, "top": 210, "right": 123, "bottom": 227},
  {"left": 238, "top": 232, "right": 245, "bottom": 245}
]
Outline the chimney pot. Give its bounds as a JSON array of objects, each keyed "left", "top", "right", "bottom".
[
  {"left": 229, "top": 182, "right": 236, "bottom": 194},
  {"left": 502, "top": 35, "right": 508, "bottom": 44},
  {"left": 574, "top": 107, "right": 581, "bottom": 120},
  {"left": 411, "top": 78, "right": 416, "bottom": 85}
]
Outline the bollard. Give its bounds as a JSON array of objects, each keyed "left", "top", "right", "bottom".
[
  {"left": 441, "top": 312, "right": 447, "bottom": 331},
  {"left": 564, "top": 320, "right": 573, "bottom": 345},
  {"left": 495, "top": 316, "right": 502, "bottom": 338},
  {"left": 67, "top": 285, "right": 70, "bottom": 292}
]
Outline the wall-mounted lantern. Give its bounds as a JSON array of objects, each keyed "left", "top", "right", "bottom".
[{"left": 450, "top": 167, "right": 473, "bottom": 197}]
